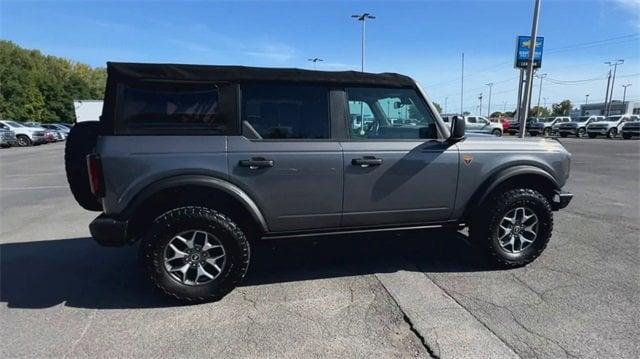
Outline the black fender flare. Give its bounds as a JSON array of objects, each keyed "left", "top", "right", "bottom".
[
  {"left": 122, "top": 175, "right": 269, "bottom": 233},
  {"left": 467, "top": 165, "right": 559, "bottom": 216}
]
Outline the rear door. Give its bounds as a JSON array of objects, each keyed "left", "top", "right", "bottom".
[
  {"left": 340, "top": 87, "right": 459, "bottom": 227},
  {"left": 227, "top": 83, "right": 343, "bottom": 232}
]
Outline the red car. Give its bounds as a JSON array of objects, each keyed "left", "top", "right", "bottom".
[{"left": 490, "top": 118, "right": 511, "bottom": 132}]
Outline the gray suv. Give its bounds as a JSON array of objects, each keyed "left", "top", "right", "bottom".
[{"left": 65, "top": 62, "right": 573, "bottom": 302}]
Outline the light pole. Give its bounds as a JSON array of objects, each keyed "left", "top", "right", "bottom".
[
  {"left": 519, "top": 0, "right": 542, "bottom": 139},
  {"left": 485, "top": 82, "right": 493, "bottom": 117},
  {"left": 351, "top": 13, "right": 375, "bottom": 72},
  {"left": 585, "top": 94, "right": 589, "bottom": 105},
  {"left": 535, "top": 73, "right": 547, "bottom": 109},
  {"left": 478, "top": 93, "right": 483, "bottom": 115},
  {"left": 604, "top": 59, "right": 624, "bottom": 115},
  {"left": 307, "top": 58, "right": 323, "bottom": 70},
  {"left": 622, "top": 84, "right": 631, "bottom": 103}
]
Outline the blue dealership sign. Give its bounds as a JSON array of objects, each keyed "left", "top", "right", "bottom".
[{"left": 514, "top": 36, "right": 544, "bottom": 69}]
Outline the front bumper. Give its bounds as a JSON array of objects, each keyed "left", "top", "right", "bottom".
[
  {"left": 551, "top": 190, "right": 573, "bottom": 211},
  {"left": 89, "top": 214, "right": 129, "bottom": 247},
  {"left": 621, "top": 129, "right": 640, "bottom": 136}
]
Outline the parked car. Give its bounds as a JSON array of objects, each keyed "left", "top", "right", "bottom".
[
  {"left": 65, "top": 62, "right": 573, "bottom": 302},
  {"left": 25, "top": 123, "right": 58, "bottom": 142},
  {"left": 41, "top": 124, "right": 68, "bottom": 140},
  {"left": 0, "top": 120, "right": 46, "bottom": 146},
  {"left": 0, "top": 125, "right": 18, "bottom": 147},
  {"left": 551, "top": 117, "right": 572, "bottom": 136},
  {"left": 586, "top": 114, "right": 640, "bottom": 138},
  {"left": 528, "top": 116, "right": 571, "bottom": 137},
  {"left": 558, "top": 116, "right": 603, "bottom": 138},
  {"left": 490, "top": 117, "right": 510, "bottom": 133},
  {"left": 442, "top": 115, "right": 502, "bottom": 136},
  {"left": 620, "top": 118, "right": 640, "bottom": 139}
]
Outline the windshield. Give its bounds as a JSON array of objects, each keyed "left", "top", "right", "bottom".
[
  {"left": 604, "top": 116, "right": 621, "bottom": 122},
  {"left": 5, "top": 121, "right": 24, "bottom": 127},
  {"left": 572, "top": 117, "right": 589, "bottom": 122}
]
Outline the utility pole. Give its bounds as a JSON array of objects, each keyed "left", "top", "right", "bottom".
[
  {"left": 486, "top": 82, "right": 494, "bottom": 117},
  {"left": 605, "top": 60, "right": 623, "bottom": 115},
  {"left": 478, "top": 93, "right": 483, "bottom": 115},
  {"left": 352, "top": 13, "right": 375, "bottom": 72},
  {"left": 535, "top": 73, "right": 547, "bottom": 109},
  {"left": 307, "top": 57, "right": 323, "bottom": 70},
  {"left": 585, "top": 94, "right": 589, "bottom": 105},
  {"left": 622, "top": 84, "right": 631, "bottom": 103},
  {"left": 603, "top": 69, "right": 612, "bottom": 116},
  {"left": 519, "top": 0, "right": 541, "bottom": 139},
  {"left": 461, "top": 53, "right": 465, "bottom": 114}
]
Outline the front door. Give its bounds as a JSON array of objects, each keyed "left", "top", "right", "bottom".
[
  {"left": 340, "top": 87, "right": 459, "bottom": 228},
  {"left": 227, "top": 83, "right": 343, "bottom": 232}
]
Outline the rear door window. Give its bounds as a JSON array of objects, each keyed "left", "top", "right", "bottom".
[{"left": 241, "top": 84, "right": 330, "bottom": 139}]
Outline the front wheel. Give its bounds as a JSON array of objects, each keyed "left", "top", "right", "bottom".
[
  {"left": 492, "top": 129, "right": 502, "bottom": 137},
  {"left": 543, "top": 128, "right": 551, "bottom": 137},
  {"left": 141, "top": 206, "right": 250, "bottom": 303},
  {"left": 607, "top": 128, "right": 617, "bottom": 138},
  {"left": 16, "top": 135, "right": 32, "bottom": 147},
  {"left": 470, "top": 188, "right": 553, "bottom": 268}
]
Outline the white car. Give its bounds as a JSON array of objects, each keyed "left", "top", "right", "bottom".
[
  {"left": 441, "top": 115, "right": 502, "bottom": 136},
  {"left": 0, "top": 120, "right": 47, "bottom": 146},
  {"left": 586, "top": 114, "right": 640, "bottom": 138}
]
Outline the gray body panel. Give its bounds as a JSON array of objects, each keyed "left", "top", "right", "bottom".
[
  {"left": 340, "top": 140, "right": 458, "bottom": 226},
  {"left": 227, "top": 136, "right": 343, "bottom": 232}
]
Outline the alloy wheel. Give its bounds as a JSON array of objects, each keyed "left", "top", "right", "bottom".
[
  {"left": 497, "top": 207, "right": 539, "bottom": 254},
  {"left": 163, "top": 230, "right": 226, "bottom": 286}
]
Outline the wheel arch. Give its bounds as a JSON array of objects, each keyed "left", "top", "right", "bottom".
[
  {"left": 463, "top": 165, "right": 559, "bottom": 221},
  {"left": 123, "top": 175, "right": 269, "bottom": 241}
]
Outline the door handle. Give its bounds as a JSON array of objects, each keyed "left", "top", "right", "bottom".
[
  {"left": 239, "top": 157, "right": 274, "bottom": 169},
  {"left": 351, "top": 156, "right": 383, "bottom": 168}
]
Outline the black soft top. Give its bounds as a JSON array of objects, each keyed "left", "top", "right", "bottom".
[{"left": 107, "top": 62, "right": 416, "bottom": 88}]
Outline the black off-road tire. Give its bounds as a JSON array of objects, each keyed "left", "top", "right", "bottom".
[
  {"left": 141, "top": 206, "right": 250, "bottom": 303},
  {"left": 607, "top": 128, "right": 617, "bottom": 138},
  {"left": 64, "top": 121, "right": 102, "bottom": 211},
  {"left": 470, "top": 188, "right": 553, "bottom": 268}
]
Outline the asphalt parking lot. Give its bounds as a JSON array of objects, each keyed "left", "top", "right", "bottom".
[{"left": 1, "top": 138, "right": 638, "bottom": 358}]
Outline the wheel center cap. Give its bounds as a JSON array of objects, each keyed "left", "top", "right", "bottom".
[
  {"left": 513, "top": 226, "right": 522, "bottom": 234},
  {"left": 190, "top": 253, "right": 201, "bottom": 261}
]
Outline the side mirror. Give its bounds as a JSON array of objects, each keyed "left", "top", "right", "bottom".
[{"left": 449, "top": 115, "right": 466, "bottom": 142}]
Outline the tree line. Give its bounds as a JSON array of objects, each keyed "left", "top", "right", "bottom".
[{"left": 0, "top": 41, "right": 106, "bottom": 123}]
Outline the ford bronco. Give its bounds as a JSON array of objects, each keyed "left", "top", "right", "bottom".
[{"left": 65, "top": 62, "right": 573, "bottom": 302}]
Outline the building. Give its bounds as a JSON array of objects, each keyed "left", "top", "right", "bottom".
[{"left": 579, "top": 101, "right": 640, "bottom": 116}]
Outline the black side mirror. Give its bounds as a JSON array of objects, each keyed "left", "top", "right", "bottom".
[{"left": 449, "top": 115, "right": 466, "bottom": 142}]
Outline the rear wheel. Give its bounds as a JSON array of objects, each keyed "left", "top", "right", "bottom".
[
  {"left": 16, "top": 135, "right": 32, "bottom": 147},
  {"left": 577, "top": 128, "right": 586, "bottom": 138},
  {"left": 141, "top": 206, "right": 250, "bottom": 303},
  {"left": 543, "top": 128, "right": 551, "bottom": 137},
  {"left": 607, "top": 128, "right": 617, "bottom": 138},
  {"left": 470, "top": 188, "right": 553, "bottom": 268},
  {"left": 492, "top": 129, "right": 502, "bottom": 137}
]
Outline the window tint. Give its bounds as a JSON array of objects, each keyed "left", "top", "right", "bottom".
[
  {"left": 467, "top": 117, "right": 477, "bottom": 123},
  {"left": 346, "top": 87, "right": 437, "bottom": 140},
  {"left": 118, "top": 82, "right": 229, "bottom": 133},
  {"left": 242, "top": 84, "right": 329, "bottom": 139}
]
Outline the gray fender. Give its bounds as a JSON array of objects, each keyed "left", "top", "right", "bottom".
[
  {"left": 470, "top": 165, "right": 559, "bottom": 214},
  {"left": 123, "top": 175, "right": 269, "bottom": 232}
]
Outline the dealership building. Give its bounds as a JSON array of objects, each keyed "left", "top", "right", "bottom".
[{"left": 579, "top": 100, "right": 640, "bottom": 116}]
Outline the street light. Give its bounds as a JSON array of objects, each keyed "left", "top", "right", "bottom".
[
  {"left": 307, "top": 57, "right": 323, "bottom": 70},
  {"left": 351, "top": 13, "right": 376, "bottom": 72},
  {"left": 478, "top": 93, "right": 483, "bottom": 115},
  {"left": 485, "top": 83, "right": 493, "bottom": 117},
  {"left": 585, "top": 94, "right": 589, "bottom": 105},
  {"left": 622, "top": 84, "right": 632, "bottom": 103},
  {"left": 535, "top": 73, "right": 547, "bottom": 109}
]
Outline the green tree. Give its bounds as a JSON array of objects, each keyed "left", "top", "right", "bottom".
[
  {"left": 552, "top": 100, "right": 572, "bottom": 116},
  {"left": 530, "top": 106, "right": 550, "bottom": 117}
]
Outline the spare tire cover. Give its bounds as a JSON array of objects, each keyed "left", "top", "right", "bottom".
[{"left": 64, "top": 122, "right": 102, "bottom": 211}]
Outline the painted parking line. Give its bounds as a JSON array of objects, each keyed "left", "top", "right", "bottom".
[
  {"left": 4, "top": 172, "right": 65, "bottom": 178},
  {"left": 0, "top": 186, "right": 68, "bottom": 191}
]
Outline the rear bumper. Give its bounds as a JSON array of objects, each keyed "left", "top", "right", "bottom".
[
  {"left": 551, "top": 190, "right": 573, "bottom": 211},
  {"left": 89, "top": 214, "right": 129, "bottom": 247}
]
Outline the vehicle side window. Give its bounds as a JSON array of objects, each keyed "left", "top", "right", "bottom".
[
  {"left": 117, "top": 81, "right": 232, "bottom": 134},
  {"left": 467, "top": 117, "right": 477, "bottom": 123},
  {"left": 345, "top": 87, "right": 438, "bottom": 140},
  {"left": 242, "top": 84, "right": 329, "bottom": 140}
]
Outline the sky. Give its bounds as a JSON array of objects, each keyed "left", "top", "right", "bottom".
[{"left": 1, "top": 0, "right": 639, "bottom": 114}]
